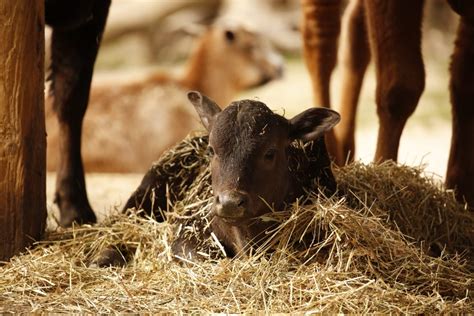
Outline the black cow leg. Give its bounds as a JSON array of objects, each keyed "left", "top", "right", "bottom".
[{"left": 48, "top": 0, "right": 110, "bottom": 227}]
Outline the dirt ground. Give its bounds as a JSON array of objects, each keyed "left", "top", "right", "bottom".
[{"left": 46, "top": 58, "right": 452, "bottom": 228}]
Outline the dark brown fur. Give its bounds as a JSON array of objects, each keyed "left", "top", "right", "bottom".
[
  {"left": 46, "top": 0, "right": 111, "bottom": 227},
  {"left": 301, "top": 0, "right": 474, "bottom": 206}
]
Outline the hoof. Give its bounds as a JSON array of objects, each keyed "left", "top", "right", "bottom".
[{"left": 55, "top": 192, "right": 97, "bottom": 227}]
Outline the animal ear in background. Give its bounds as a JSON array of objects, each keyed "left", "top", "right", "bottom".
[
  {"left": 224, "top": 29, "right": 236, "bottom": 43},
  {"left": 289, "top": 108, "right": 340, "bottom": 141},
  {"left": 187, "top": 91, "right": 222, "bottom": 131}
]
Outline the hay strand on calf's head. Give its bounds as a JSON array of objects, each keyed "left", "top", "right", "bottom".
[{"left": 1, "top": 135, "right": 473, "bottom": 313}]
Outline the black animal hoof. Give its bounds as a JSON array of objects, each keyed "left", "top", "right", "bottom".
[{"left": 55, "top": 192, "right": 97, "bottom": 227}]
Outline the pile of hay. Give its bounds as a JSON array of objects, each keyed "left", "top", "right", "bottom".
[{"left": 1, "top": 136, "right": 473, "bottom": 313}]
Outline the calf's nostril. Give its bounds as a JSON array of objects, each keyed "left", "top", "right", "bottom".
[{"left": 215, "top": 191, "right": 250, "bottom": 218}]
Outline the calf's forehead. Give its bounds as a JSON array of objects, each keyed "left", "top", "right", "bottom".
[{"left": 209, "top": 100, "right": 288, "bottom": 153}]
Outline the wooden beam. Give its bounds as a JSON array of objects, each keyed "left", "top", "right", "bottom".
[{"left": 0, "top": 0, "right": 46, "bottom": 261}]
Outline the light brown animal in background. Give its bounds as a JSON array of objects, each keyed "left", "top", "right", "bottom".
[
  {"left": 46, "top": 23, "right": 283, "bottom": 173},
  {"left": 301, "top": 0, "right": 474, "bottom": 207}
]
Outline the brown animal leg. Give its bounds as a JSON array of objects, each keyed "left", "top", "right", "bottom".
[
  {"left": 446, "top": 17, "right": 474, "bottom": 207},
  {"left": 300, "top": 0, "right": 343, "bottom": 164},
  {"left": 48, "top": 0, "right": 110, "bottom": 227},
  {"left": 335, "top": 0, "right": 370, "bottom": 163},
  {"left": 447, "top": 0, "right": 474, "bottom": 22},
  {"left": 364, "top": 0, "right": 425, "bottom": 161}
]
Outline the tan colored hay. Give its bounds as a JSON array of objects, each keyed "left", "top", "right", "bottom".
[{"left": 1, "top": 136, "right": 473, "bottom": 313}]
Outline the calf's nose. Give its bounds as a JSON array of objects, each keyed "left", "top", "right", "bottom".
[{"left": 214, "top": 191, "right": 249, "bottom": 218}]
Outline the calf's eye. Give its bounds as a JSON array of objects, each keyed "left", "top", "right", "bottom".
[{"left": 264, "top": 149, "right": 276, "bottom": 161}]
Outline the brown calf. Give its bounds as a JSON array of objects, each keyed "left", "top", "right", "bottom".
[
  {"left": 46, "top": 23, "right": 283, "bottom": 173},
  {"left": 124, "top": 91, "right": 340, "bottom": 258},
  {"left": 301, "top": 0, "right": 474, "bottom": 206}
]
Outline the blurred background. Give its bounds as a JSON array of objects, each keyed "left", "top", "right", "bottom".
[{"left": 46, "top": 0, "right": 459, "bottom": 223}]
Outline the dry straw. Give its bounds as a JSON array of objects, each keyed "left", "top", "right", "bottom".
[{"left": 1, "top": 136, "right": 473, "bottom": 313}]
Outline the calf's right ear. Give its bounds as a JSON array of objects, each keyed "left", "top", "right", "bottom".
[
  {"left": 289, "top": 107, "right": 340, "bottom": 141},
  {"left": 187, "top": 91, "right": 222, "bottom": 131}
]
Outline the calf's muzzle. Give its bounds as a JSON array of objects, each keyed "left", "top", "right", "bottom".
[{"left": 214, "top": 190, "right": 250, "bottom": 221}]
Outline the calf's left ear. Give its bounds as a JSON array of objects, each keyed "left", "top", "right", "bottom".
[
  {"left": 289, "top": 107, "right": 340, "bottom": 141},
  {"left": 187, "top": 91, "right": 222, "bottom": 131}
]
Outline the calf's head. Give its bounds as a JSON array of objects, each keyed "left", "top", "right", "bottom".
[{"left": 188, "top": 91, "right": 340, "bottom": 225}]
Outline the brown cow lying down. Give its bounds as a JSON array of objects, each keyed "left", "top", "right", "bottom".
[{"left": 115, "top": 91, "right": 340, "bottom": 261}]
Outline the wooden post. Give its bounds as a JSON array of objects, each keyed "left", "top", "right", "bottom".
[{"left": 0, "top": 1, "right": 46, "bottom": 261}]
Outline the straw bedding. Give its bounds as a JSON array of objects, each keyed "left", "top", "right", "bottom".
[{"left": 1, "top": 136, "right": 473, "bottom": 313}]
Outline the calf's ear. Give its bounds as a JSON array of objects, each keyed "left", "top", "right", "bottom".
[
  {"left": 187, "top": 91, "right": 222, "bottom": 131},
  {"left": 289, "top": 107, "right": 340, "bottom": 141}
]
